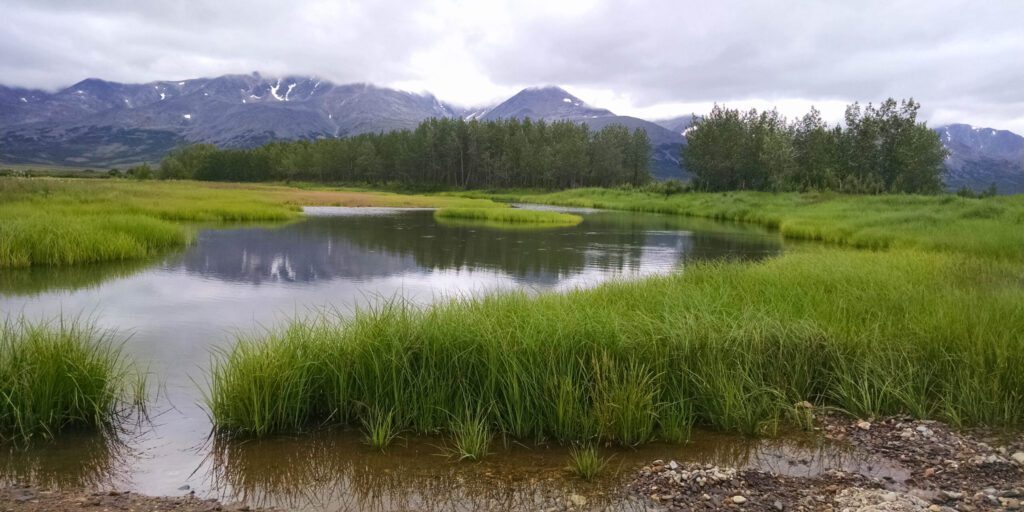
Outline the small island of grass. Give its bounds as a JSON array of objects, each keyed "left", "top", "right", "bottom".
[{"left": 433, "top": 207, "right": 583, "bottom": 227}]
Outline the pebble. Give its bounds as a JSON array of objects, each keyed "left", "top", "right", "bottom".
[
  {"left": 730, "top": 495, "right": 747, "bottom": 504},
  {"left": 1012, "top": 452, "right": 1024, "bottom": 465},
  {"left": 568, "top": 494, "right": 587, "bottom": 507},
  {"left": 856, "top": 420, "right": 871, "bottom": 431},
  {"left": 1000, "top": 497, "right": 1021, "bottom": 510},
  {"left": 938, "top": 490, "right": 963, "bottom": 501}
]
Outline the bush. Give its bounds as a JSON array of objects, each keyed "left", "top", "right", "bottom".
[{"left": 126, "top": 164, "right": 153, "bottom": 180}]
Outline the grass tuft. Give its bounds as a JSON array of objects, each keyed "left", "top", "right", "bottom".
[
  {"left": 448, "top": 413, "right": 492, "bottom": 461},
  {"left": 361, "top": 406, "right": 400, "bottom": 452},
  {"left": 0, "top": 317, "right": 145, "bottom": 444},
  {"left": 567, "top": 445, "right": 609, "bottom": 480}
]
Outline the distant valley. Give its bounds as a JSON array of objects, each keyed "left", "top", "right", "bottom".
[{"left": 1, "top": 73, "right": 1021, "bottom": 191}]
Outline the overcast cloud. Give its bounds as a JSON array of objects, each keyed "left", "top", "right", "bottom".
[{"left": 2, "top": 0, "right": 1022, "bottom": 131}]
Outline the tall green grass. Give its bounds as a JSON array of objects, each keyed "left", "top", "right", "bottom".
[
  {"left": 459, "top": 189, "right": 1024, "bottom": 260},
  {"left": 207, "top": 248, "right": 1024, "bottom": 444},
  {"left": 433, "top": 207, "right": 582, "bottom": 226},
  {"left": 0, "top": 178, "right": 302, "bottom": 268},
  {"left": 0, "top": 318, "right": 146, "bottom": 444}
]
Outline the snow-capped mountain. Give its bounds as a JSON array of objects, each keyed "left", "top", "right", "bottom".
[
  {"left": 0, "top": 74, "right": 458, "bottom": 166},
  {"left": 3, "top": 74, "right": 1022, "bottom": 191},
  {"left": 0, "top": 78, "right": 686, "bottom": 179},
  {"left": 935, "top": 124, "right": 1024, "bottom": 193}
]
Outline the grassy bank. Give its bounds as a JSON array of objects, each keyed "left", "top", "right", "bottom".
[
  {"left": 455, "top": 189, "right": 1024, "bottom": 259},
  {"left": 434, "top": 207, "right": 582, "bottom": 226},
  {"left": 0, "top": 178, "right": 502, "bottom": 268},
  {"left": 0, "top": 318, "right": 145, "bottom": 444},
  {"left": 208, "top": 247, "right": 1024, "bottom": 444}
]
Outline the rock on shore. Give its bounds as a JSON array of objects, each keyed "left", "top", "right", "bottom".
[{"left": 630, "top": 414, "right": 1023, "bottom": 511}]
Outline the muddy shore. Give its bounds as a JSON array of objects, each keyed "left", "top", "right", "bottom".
[
  {"left": 3, "top": 414, "right": 1022, "bottom": 511},
  {"left": 0, "top": 485, "right": 269, "bottom": 512}
]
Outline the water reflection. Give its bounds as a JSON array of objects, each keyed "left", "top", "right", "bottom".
[
  {"left": 0, "top": 433, "right": 129, "bottom": 489},
  {"left": 175, "top": 210, "right": 781, "bottom": 288},
  {"left": 0, "top": 208, "right": 788, "bottom": 504},
  {"left": 0, "top": 257, "right": 165, "bottom": 297},
  {"left": 202, "top": 429, "right": 904, "bottom": 512},
  {"left": 1, "top": 209, "right": 782, "bottom": 297}
]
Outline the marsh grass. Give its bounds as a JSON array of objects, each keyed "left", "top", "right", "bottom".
[
  {"left": 0, "top": 178, "right": 300, "bottom": 268},
  {"left": 434, "top": 207, "right": 582, "bottom": 226},
  {"left": 448, "top": 413, "right": 492, "bottom": 461},
  {"left": 0, "top": 178, "right": 504, "bottom": 268},
  {"left": 207, "top": 248, "right": 1024, "bottom": 444},
  {"left": 567, "top": 446, "right": 609, "bottom": 480},
  {"left": 0, "top": 318, "right": 145, "bottom": 445},
  {"left": 362, "top": 406, "right": 400, "bottom": 451},
  {"left": 461, "top": 189, "right": 1024, "bottom": 260}
]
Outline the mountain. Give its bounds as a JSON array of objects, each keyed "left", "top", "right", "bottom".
[
  {"left": 7, "top": 74, "right": 1021, "bottom": 191},
  {"left": 479, "top": 86, "right": 612, "bottom": 121},
  {"left": 935, "top": 124, "right": 1024, "bottom": 194},
  {"left": 0, "top": 74, "right": 457, "bottom": 166},
  {"left": 0, "top": 78, "right": 688, "bottom": 180},
  {"left": 654, "top": 115, "right": 696, "bottom": 136},
  {"left": 476, "top": 86, "right": 686, "bottom": 179}
]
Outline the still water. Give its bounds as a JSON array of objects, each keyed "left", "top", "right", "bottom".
[{"left": 0, "top": 206, "right": 873, "bottom": 510}]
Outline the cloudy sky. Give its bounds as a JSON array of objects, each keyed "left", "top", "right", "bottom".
[{"left": 3, "top": 0, "right": 1023, "bottom": 131}]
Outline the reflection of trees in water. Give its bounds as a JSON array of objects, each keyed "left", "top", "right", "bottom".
[
  {"left": 682, "top": 231, "right": 782, "bottom": 262},
  {"left": 0, "top": 433, "right": 127, "bottom": 489},
  {"left": 0, "top": 211, "right": 783, "bottom": 295},
  {"left": 181, "top": 211, "right": 782, "bottom": 287},
  {"left": 0, "top": 257, "right": 164, "bottom": 297}
]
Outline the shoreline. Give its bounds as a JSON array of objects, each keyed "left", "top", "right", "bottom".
[
  {"left": 6, "top": 414, "right": 1022, "bottom": 511},
  {"left": 630, "top": 413, "right": 1024, "bottom": 511}
]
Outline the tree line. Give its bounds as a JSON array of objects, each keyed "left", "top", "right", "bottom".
[
  {"left": 159, "top": 117, "right": 652, "bottom": 188},
  {"left": 682, "top": 98, "right": 948, "bottom": 193}
]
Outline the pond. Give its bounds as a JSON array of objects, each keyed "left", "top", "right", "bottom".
[{"left": 0, "top": 206, "right": 847, "bottom": 510}]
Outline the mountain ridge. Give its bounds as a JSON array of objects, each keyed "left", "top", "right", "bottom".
[
  {"left": 2, "top": 74, "right": 1022, "bottom": 191},
  {"left": 935, "top": 123, "right": 1024, "bottom": 193}
]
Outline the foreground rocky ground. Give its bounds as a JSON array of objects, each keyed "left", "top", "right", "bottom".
[
  {"left": 630, "top": 414, "right": 1024, "bottom": 511},
  {"left": 0, "top": 486, "right": 270, "bottom": 512}
]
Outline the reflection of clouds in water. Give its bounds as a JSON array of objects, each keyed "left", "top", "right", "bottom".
[
  {"left": 0, "top": 209, "right": 785, "bottom": 502},
  {"left": 303, "top": 207, "right": 436, "bottom": 216}
]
